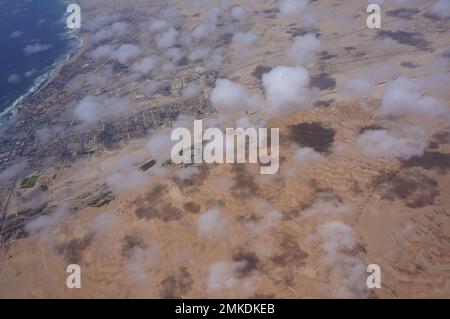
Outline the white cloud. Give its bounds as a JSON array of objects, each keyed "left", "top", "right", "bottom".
[
  {"left": 232, "top": 32, "right": 257, "bottom": 46},
  {"left": 23, "top": 42, "right": 52, "bottom": 55},
  {"left": 7, "top": 74, "right": 20, "bottom": 84},
  {"left": 279, "top": 0, "right": 308, "bottom": 17},
  {"left": 131, "top": 56, "right": 159, "bottom": 75},
  {"left": 73, "top": 95, "right": 135, "bottom": 124},
  {"left": 197, "top": 206, "right": 227, "bottom": 238},
  {"left": 24, "top": 204, "right": 69, "bottom": 234},
  {"left": 429, "top": 0, "right": 450, "bottom": 18},
  {"left": 355, "top": 128, "right": 428, "bottom": 160},
  {"left": 286, "top": 33, "right": 321, "bottom": 66},
  {"left": 293, "top": 147, "right": 325, "bottom": 169},
  {"left": 105, "top": 155, "right": 149, "bottom": 195},
  {"left": 378, "top": 76, "right": 450, "bottom": 118},
  {"left": 0, "top": 160, "right": 28, "bottom": 181},
  {"left": 211, "top": 79, "right": 260, "bottom": 112},
  {"left": 207, "top": 261, "right": 242, "bottom": 291},
  {"left": 10, "top": 30, "right": 22, "bottom": 38},
  {"left": 90, "top": 21, "right": 130, "bottom": 43},
  {"left": 146, "top": 131, "right": 173, "bottom": 161},
  {"left": 230, "top": 5, "right": 247, "bottom": 20},
  {"left": 262, "top": 66, "right": 313, "bottom": 115},
  {"left": 156, "top": 28, "right": 179, "bottom": 49},
  {"left": 111, "top": 44, "right": 142, "bottom": 65}
]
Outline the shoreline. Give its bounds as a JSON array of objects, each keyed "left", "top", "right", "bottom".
[{"left": 0, "top": 4, "right": 84, "bottom": 123}]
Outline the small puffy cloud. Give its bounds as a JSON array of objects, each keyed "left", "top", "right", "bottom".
[
  {"left": 131, "top": 56, "right": 159, "bottom": 75},
  {"left": 24, "top": 69, "right": 36, "bottom": 77},
  {"left": 156, "top": 28, "right": 179, "bottom": 49},
  {"left": 90, "top": 21, "right": 131, "bottom": 43},
  {"left": 230, "top": 5, "right": 247, "bottom": 20},
  {"left": 105, "top": 155, "right": 149, "bottom": 195},
  {"left": 378, "top": 76, "right": 450, "bottom": 118},
  {"left": 149, "top": 19, "right": 171, "bottom": 32},
  {"left": 23, "top": 42, "right": 52, "bottom": 55},
  {"left": 182, "top": 82, "right": 201, "bottom": 98},
  {"left": 189, "top": 46, "right": 211, "bottom": 61},
  {"left": 232, "top": 32, "right": 257, "bottom": 46},
  {"left": 192, "top": 8, "right": 220, "bottom": 40},
  {"left": 111, "top": 44, "right": 142, "bottom": 64},
  {"left": 207, "top": 261, "right": 242, "bottom": 291},
  {"left": 88, "top": 44, "right": 115, "bottom": 60},
  {"left": 342, "top": 65, "right": 399, "bottom": 98},
  {"left": 173, "top": 166, "right": 201, "bottom": 181},
  {"left": 211, "top": 79, "right": 260, "bottom": 112},
  {"left": 146, "top": 131, "right": 173, "bottom": 161},
  {"left": 7, "top": 74, "right": 20, "bottom": 84},
  {"left": 24, "top": 204, "right": 69, "bottom": 234},
  {"left": 126, "top": 244, "right": 160, "bottom": 283},
  {"left": 355, "top": 128, "right": 428, "bottom": 160},
  {"left": 10, "top": 30, "right": 22, "bottom": 38},
  {"left": 429, "top": 0, "right": 450, "bottom": 18},
  {"left": 197, "top": 206, "right": 227, "bottom": 238},
  {"left": 0, "top": 160, "right": 28, "bottom": 181},
  {"left": 85, "top": 13, "right": 122, "bottom": 31},
  {"left": 303, "top": 192, "right": 349, "bottom": 219},
  {"left": 139, "top": 80, "right": 161, "bottom": 97},
  {"left": 286, "top": 33, "right": 321, "bottom": 66},
  {"left": 279, "top": 0, "right": 308, "bottom": 17},
  {"left": 262, "top": 66, "right": 313, "bottom": 115},
  {"left": 73, "top": 95, "right": 135, "bottom": 124},
  {"left": 314, "top": 220, "right": 368, "bottom": 298},
  {"left": 245, "top": 200, "right": 282, "bottom": 234},
  {"left": 293, "top": 147, "right": 325, "bottom": 168}
]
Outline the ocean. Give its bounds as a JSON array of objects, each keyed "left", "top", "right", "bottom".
[{"left": 0, "top": 0, "right": 78, "bottom": 118}]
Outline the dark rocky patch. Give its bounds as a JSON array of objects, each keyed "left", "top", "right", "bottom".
[
  {"left": 313, "top": 99, "right": 334, "bottom": 107},
  {"left": 143, "top": 185, "right": 167, "bottom": 203},
  {"left": 344, "top": 46, "right": 356, "bottom": 51},
  {"left": 376, "top": 169, "right": 440, "bottom": 208},
  {"left": 122, "top": 235, "right": 146, "bottom": 258},
  {"left": 135, "top": 204, "right": 183, "bottom": 222},
  {"left": 432, "top": 131, "right": 450, "bottom": 144},
  {"left": 56, "top": 234, "right": 94, "bottom": 264},
  {"left": 310, "top": 73, "right": 336, "bottom": 90},
  {"left": 252, "top": 65, "right": 273, "bottom": 80},
  {"left": 423, "top": 13, "right": 445, "bottom": 22},
  {"left": 272, "top": 234, "right": 308, "bottom": 266},
  {"left": 221, "top": 33, "right": 233, "bottom": 45},
  {"left": 159, "top": 267, "right": 193, "bottom": 298},
  {"left": 428, "top": 141, "right": 440, "bottom": 150},
  {"left": 286, "top": 27, "right": 321, "bottom": 38},
  {"left": 320, "top": 50, "right": 338, "bottom": 60},
  {"left": 352, "top": 51, "right": 366, "bottom": 58},
  {"left": 386, "top": 8, "right": 420, "bottom": 19},
  {"left": 232, "top": 165, "right": 260, "bottom": 198},
  {"left": 377, "top": 30, "right": 431, "bottom": 49},
  {"left": 183, "top": 201, "right": 201, "bottom": 213},
  {"left": 232, "top": 251, "right": 261, "bottom": 277},
  {"left": 177, "top": 57, "right": 189, "bottom": 67},
  {"left": 359, "top": 124, "right": 385, "bottom": 134},
  {"left": 402, "top": 151, "right": 450, "bottom": 173},
  {"left": 288, "top": 122, "right": 336, "bottom": 153},
  {"left": 401, "top": 61, "right": 420, "bottom": 69}
]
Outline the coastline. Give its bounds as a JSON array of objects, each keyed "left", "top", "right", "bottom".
[{"left": 0, "top": 3, "right": 84, "bottom": 123}]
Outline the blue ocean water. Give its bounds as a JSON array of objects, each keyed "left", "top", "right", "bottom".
[{"left": 0, "top": 0, "right": 77, "bottom": 117}]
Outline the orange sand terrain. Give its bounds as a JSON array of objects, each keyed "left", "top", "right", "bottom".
[{"left": 0, "top": 0, "right": 449, "bottom": 298}]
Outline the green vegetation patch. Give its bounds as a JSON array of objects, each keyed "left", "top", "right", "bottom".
[{"left": 20, "top": 175, "right": 39, "bottom": 189}]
